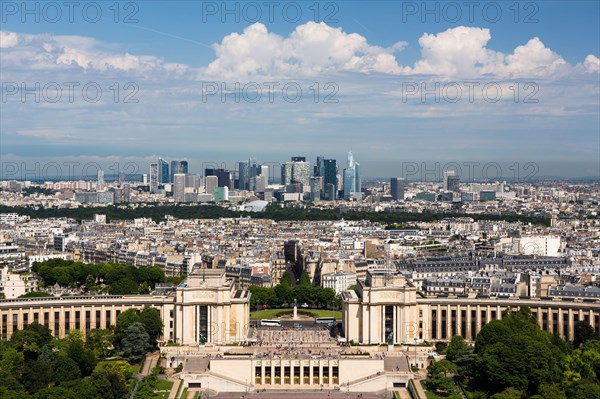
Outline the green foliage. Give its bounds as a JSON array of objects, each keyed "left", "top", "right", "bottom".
[
  {"left": 85, "top": 329, "right": 114, "bottom": 358},
  {"left": 51, "top": 355, "right": 81, "bottom": 383},
  {"left": 249, "top": 277, "right": 339, "bottom": 309},
  {"left": 0, "top": 323, "right": 136, "bottom": 398},
  {"left": 445, "top": 336, "right": 468, "bottom": 362},
  {"left": 0, "top": 203, "right": 552, "bottom": 226},
  {"left": 115, "top": 307, "right": 162, "bottom": 349},
  {"left": 427, "top": 360, "right": 459, "bottom": 397},
  {"left": 121, "top": 323, "right": 151, "bottom": 362},
  {"left": 573, "top": 320, "right": 598, "bottom": 348},
  {"left": 137, "top": 307, "right": 163, "bottom": 347},
  {"left": 490, "top": 387, "right": 525, "bottom": 399},
  {"left": 18, "top": 291, "right": 52, "bottom": 298},
  {"left": 134, "top": 375, "right": 163, "bottom": 399},
  {"left": 31, "top": 259, "right": 167, "bottom": 295},
  {"left": 299, "top": 272, "right": 312, "bottom": 286},
  {"left": 474, "top": 309, "right": 565, "bottom": 395}
]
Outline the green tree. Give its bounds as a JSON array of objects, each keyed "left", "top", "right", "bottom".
[
  {"left": 531, "top": 383, "right": 567, "bottom": 399},
  {"left": 67, "top": 337, "right": 97, "bottom": 376},
  {"left": 114, "top": 308, "right": 140, "bottom": 347},
  {"left": 427, "top": 359, "right": 458, "bottom": 396},
  {"left": 122, "top": 322, "right": 151, "bottom": 362},
  {"left": 566, "top": 379, "right": 600, "bottom": 399},
  {"left": 0, "top": 386, "right": 31, "bottom": 399},
  {"left": 90, "top": 370, "right": 128, "bottom": 399},
  {"left": 474, "top": 309, "right": 565, "bottom": 394},
  {"left": 31, "top": 386, "right": 80, "bottom": 399},
  {"left": 446, "top": 335, "right": 469, "bottom": 362},
  {"left": 108, "top": 277, "right": 138, "bottom": 295},
  {"left": 298, "top": 273, "right": 312, "bottom": 287},
  {"left": 490, "top": 387, "right": 525, "bottom": 399},
  {"left": 50, "top": 355, "right": 81, "bottom": 383},
  {"left": 0, "top": 347, "right": 25, "bottom": 379},
  {"left": 573, "top": 320, "right": 598, "bottom": 348},
  {"left": 85, "top": 329, "right": 114, "bottom": 357},
  {"left": 138, "top": 307, "right": 163, "bottom": 347},
  {"left": 21, "top": 359, "right": 53, "bottom": 393},
  {"left": 18, "top": 292, "right": 52, "bottom": 298}
]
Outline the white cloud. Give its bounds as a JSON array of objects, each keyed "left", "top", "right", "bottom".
[
  {"left": 410, "top": 27, "right": 496, "bottom": 77},
  {"left": 205, "top": 22, "right": 407, "bottom": 78},
  {"left": 0, "top": 31, "right": 19, "bottom": 48},
  {"left": 0, "top": 31, "right": 186, "bottom": 74},
  {"left": 583, "top": 54, "right": 600, "bottom": 73}
]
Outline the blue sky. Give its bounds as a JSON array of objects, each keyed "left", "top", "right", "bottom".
[{"left": 1, "top": 1, "right": 599, "bottom": 179}]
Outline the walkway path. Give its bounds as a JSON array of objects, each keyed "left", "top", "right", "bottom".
[
  {"left": 167, "top": 378, "right": 181, "bottom": 399},
  {"left": 412, "top": 378, "right": 428, "bottom": 399}
]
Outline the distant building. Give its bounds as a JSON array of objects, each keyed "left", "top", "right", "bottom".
[
  {"left": 443, "top": 170, "right": 460, "bottom": 191},
  {"left": 322, "top": 272, "right": 356, "bottom": 295},
  {"left": 214, "top": 186, "right": 229, "bottom": 202},
  {"left": 390, "top": 177, "right": 405, "bottom": 201},
  {"left": 173, "top": 173, "right": 186, "bottom": 202},
  {"left": 480, "top": 191, "right": 496, "bottom": 201},
  {"left": 343, "top": 151, "right": 361, "bottom": 199},
  {"left": 150, "top": 163, "right": 159, "bottom": 193},
  {"left": 205, "top": 176, "right": 218, "bottom": 195},
  {"left": 158, "top": 158, "right": 170, "bottom": 183}
]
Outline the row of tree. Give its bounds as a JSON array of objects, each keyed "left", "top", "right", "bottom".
[
  {"left": 248, "top": 272, "right": 339, "bottom": 309},
  {"left": 32, "top": 259, "right": 182, "bottom": 295},
  {"left": 0, "top": 203, "right": 550, "bottom": 226},
  {"left": 426, "top": 308, "right": 600, "bottom": 399}
]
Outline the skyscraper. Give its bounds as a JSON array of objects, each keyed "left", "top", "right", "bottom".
[
  {"left": 170, "top": 160, "right": 188, "bottom": 182},
  {"left": 315, "top": 156, "right": 325, "bottom": 177},
  {"left": 205, "top": 176, "right": 218, "bottom": 195},
  {"left": 150, "top": 163, "right": 158, "bottom": 193},
  {"left": 343, "top": 151, "right": 361, "bottom": 199},
  {"left": 97, "top": 169, "right": 104, "bottom": 190},
  {"left": 205, "top": 168, "right": 232, "bottom": 189},
  {"left": 238, "top": 160, "right": 249, "bottom": 190},
  {"left": 158, "top": 158, "right": 169, "bottom": 184},
  {"left": 282, "top": 158, "right": 311, "bottom": 192},
  {"left": 390, "top": 177, "right": 405, "bottom": 201},
  {"left": 173, "top": 173, "right": 185, "bottom": 202},
  {"left": 310, "top": 176, "right": 323, "bottom": 201},
  {"left": 323, "top": 159, "right": 337, "bottom": 199}
]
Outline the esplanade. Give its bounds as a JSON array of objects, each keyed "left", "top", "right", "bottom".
[{"left": 1, "top": 268, "right": 598, "bottom": 394}]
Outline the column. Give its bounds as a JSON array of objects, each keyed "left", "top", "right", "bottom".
[
  {"left": 309, "top": 362, "right": 314, "bottom": 385},
  {"left": 318, "top": 364, "right": 323, "bottom": 386},
  {"left": 475, "top": 305, "right": 481, "bottom": 337},
  {"left": 329, "top": 364, "right": 333, "bottom": 386},
  {"left": 261, "top": 365, "right": 265, "bottom": 385},
  {"left": 456, "top": 305, "right": 462, "bottom": 338},
  {"left": 466, "top": 305, "right": 472, "bottom": 341},
  {"left": 300, "top": 362, "right": 304, "bottom": 385},
  {"left": 558, "top": 308, "right": 564, "bottom": 338},
  {"left": 446, "top": 305, "right": 451, "bottom": 339},
  {"left": 290, "top": 363, "right": 294, "bottom": 386},
  {"left": 568, "top": 309, "right": 574, "bottom": 342},
  {"left": 271, "top": 364, "right": 275, "bottom": 385},
  {"left": 436, "top": 304, "right": 442, "bottom": 340}
]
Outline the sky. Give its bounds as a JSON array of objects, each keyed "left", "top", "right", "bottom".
[{"left": 1, "top": 0, "right": 599, "bottom": 180}]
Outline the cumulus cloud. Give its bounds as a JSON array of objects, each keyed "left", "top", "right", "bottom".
[
  {"left": 205, "top": 22, "right": 407, "bottom": 78},
  {"left": 583, "top": 54, "right": 600, "bottom": 73},
  {"left": 1, "top": 25, "right": 597, "bottom": 81}
]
